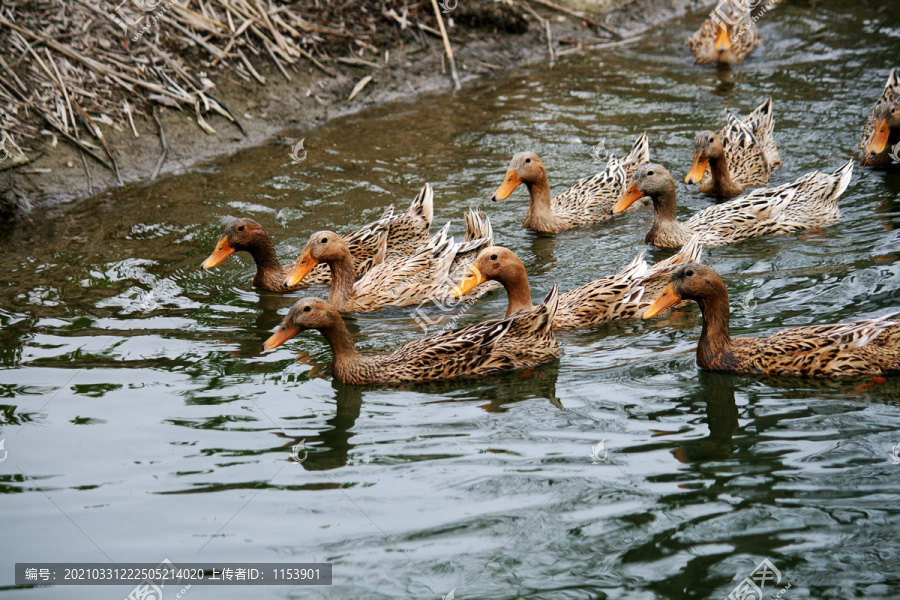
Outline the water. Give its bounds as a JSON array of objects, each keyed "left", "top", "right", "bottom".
[{"left": 3, "top": 1, "right": 900, "bottom": 598}]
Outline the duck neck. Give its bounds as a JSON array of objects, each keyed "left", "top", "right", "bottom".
[
  {"left": 523, "top": 173, "right": 557, "bottom": 229},
  {"left": 319, "top": 318, "right": 362, "bottom": 372},
  {"left": 707, "top": 155, "right": 743, "bottom": 196},
  {"left": 696, "top": 291, "right": 735, "bottom": 371},
  {"left": 247, "top": 235, "right": 283, "bottom": 284},
  {"left": 498, "top": 265, "right": 534, "bottom": 317},
  {"left": 326, "top": 252, "right": 357, "bottom": 311}
]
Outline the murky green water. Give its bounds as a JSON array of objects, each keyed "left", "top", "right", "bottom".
[{"left": 3, "top": 1, "right": 900, "bottom": 598}]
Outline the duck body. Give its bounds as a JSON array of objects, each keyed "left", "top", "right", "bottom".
[
  {"left": 688, "top": 4, "right": 760, "bottom": 65},
  {"left": 644, "top": 264, "right": 900, "bottom": 378},
  {"left": 492, "top": 134, "right": 650, "bottom": 234},
  {"left": 686, "top": 99, "right": 780, "bottom": 197},
  {"left": 262, "top": 291, "right": 560, "bottom": 385},
  {"left": 453, "top": 236, "right": 702, "bottom": 330},
  {"left": 285, "top": 210, "right": 498, "bottom": 312},
  {"left": 201, "top": 184, "right": 433, "bottom": 292},
  {"left": 859, "top": 69, "right": 900, "bottom": 169},
  {"left": 615, "top": 162, "right": 852, "bottom": 251}
]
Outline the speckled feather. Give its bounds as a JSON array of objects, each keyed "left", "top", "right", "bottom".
[
  {"left": 687, "top": 6, "right": 760, "bottom": 65},
  {"left": 331, "top": 286, "right": 561, "bottom": 385}
]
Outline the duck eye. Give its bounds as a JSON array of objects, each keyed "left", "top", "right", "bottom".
[
  {"left": 708, "top": 136, "right": 714, "bottom": 143},
  {"left": 647, "top": 171, "right": 654, "bottom": 176},
  {"left": 320, "top": 237, "right": 328, "bottom": 244},
  {"left": 685, "top": 269, "right": 694, "bottom": 277},
  {"left": 303, "top": 306, "right": 311, "bottom": 312},
  {"left": 490, "top": 254, "right": 498, "bottom": 260},
  {"left": 237, "top": 225, "right": 245, "bottom": 231},
  {"left": 525, "top": 158, "right": 531, "bottom": 163}
]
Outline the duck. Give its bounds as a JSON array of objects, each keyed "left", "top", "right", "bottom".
[
  {"left": 451, "top": 236, "right": 702, "bottom": 329},
  {"left": 685, "top": 98, "right": 781, "bottom": 196},
  {"left": 688, "top": 3, "right": 760, "bottom": 65},
  {"left": 613, "top": 161, "right": 853, "bottom": 251},
  {"left": 643, "top": 264, "right": 900, "bottom": 378},
  {"left": 860, "top": 69, "right": 900, "bottom": 169},
  {"left": 200, "top": 183, "right": 433, "bottom": 292},
  {"left": 261, "top": 289, "right": 561, "bottom": 385},
  {"left": 283, "top": 210, "right": 498, "bottom": 312},
  {"left": 491, "top": 133, "right": 650, "bottom": 233}
]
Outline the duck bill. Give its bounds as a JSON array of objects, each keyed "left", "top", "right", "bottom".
[
  {"left": 684, "top": 155, "right": 709, "bottom": 185},
  {"left": 284, "top": 250, "right": 318, "bottom": 287},
  {"left": 714, "top": 23, "right": 731, "bottom": 52},
  {"left": 492, "top": 168, "right": 521, "bottom": 201},
  {"left": 201, "top": 237, "right": 235, "bottom": 269},
  {"left": 643, "top": 283, "right": 683, "bottom": 319},
  {"left": 262, "top": 322, "right": 301, "bottom": 351},
  {"left": 451, "top": 265, "right": 487, "bottom": 298},
  {"left": 612, "top": 183, "right": 644, "bottom": 214},
  {"left": 866, "top": 119, "right": 890, "bottom": 155}
]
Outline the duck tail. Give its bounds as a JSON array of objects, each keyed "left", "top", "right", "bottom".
[
  {"left": 830, "top": 159, "right": 854, "bottom": 204},
  {"left": 885, "top": 67, "right": 900, "bottom": 98},
  {"left": 651, "top": 234, "right": 704, "bottom": 272},
  {"left": 535, "top": 284, "right": 560, "bottom": 333},
  {"left": 405, "top": 182, "right": 434, "bottom": 229},
  {"left": 622, "top": 132, "right": 650, "bottom": 174}
]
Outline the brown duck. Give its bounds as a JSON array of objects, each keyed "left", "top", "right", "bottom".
[
  {"left": 200, "top": 183, "right": 433, "bottom": 292},
  {"left": 283, "top": 211, "right": 497, "bottom": 312},
  {"left": 261, "top": 289, "right": 561, "bottom": 385},
  {"left": 613, "top": 162, "right": 852, "bottom": 251},
  {"left": 491, "top": 134, "right": 649, "bottom": 233},
  {"left": 860, "top": 69, "right": 900, "bottom": 169},
  {"left": 685, "top": 98, "right": 780, "bottom": 197},
  {"left": 688, "top": 3, "right": 760, "bottom": 65},
  {"left": 451, "top": 236, "right": 702, "bottom": 330},
  {"left": 644, "top": 264, "right": 900, "bottom": 378}
]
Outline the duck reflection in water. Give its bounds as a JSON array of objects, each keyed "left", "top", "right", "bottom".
[{"left": 672, "top": 371, "right": 739, "bottom": 463}]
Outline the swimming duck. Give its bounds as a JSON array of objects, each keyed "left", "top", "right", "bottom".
[
  {"left": 261, "top": 289, "right": 561, "bottom": 385},
  {"left": 613, "top": 161, "right": 852, "bottom": 251},
  {"left": 644, "top": 264, "right": 900, "bottom": 378},
  {"left": 283, "top": 211, "right": 498, "bottom": 312},
  {"left": 200, "top": 183, "right": 433, "bottom": 292},
  {"left": 860, "top": 69, "right": 900, "bottom": 169},
  {"left": 491, "top": 133, "right": 650, "bottom": 233},
  {"left": 686, "top": 98, "right": 780, "bottom": 196},
  {"left": 688, "top": 3, "right": 760, "bottom": 65},
  {"left": 452, "top": 236, "right": 702, "bottom": 329}
]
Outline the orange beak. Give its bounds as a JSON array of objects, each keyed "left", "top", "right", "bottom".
[
  {"left": 867, "top": 119, "right": 890, "bottom": 155},
  {"left": 714, "top": 23, "right": 731, "bottom": 52},
  {"left": 612, "top": 183, "right": 645, "bottom": 214},
  {"left": 451, "top": 265, "right": 487, "bottom": 298},
  {"left": 685, "top": 154, "right": 709, "bottom": 185},
  {"left": 492, "top": 168, "right": 522, "bottom": 201},
  {"left": 262, "top": 322, "right": 301, "bottom": 351},
  {"left": 284, "top": 249, "right": 318, "bottom": 287},
  {"left": 643, "top": 282, "right": 683, "bottom": 319},
  {"left": 201, "top": 236, "right": 235, "bottom": 269}
]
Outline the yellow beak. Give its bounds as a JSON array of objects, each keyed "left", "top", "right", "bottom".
[
  {"left": 284, "top": 249, "right": 318, "bottom": 287},
  {"left": 714, "top": 24, "right": 732, "bottom": 52},
  {"left": 262, "top": 322, "right": 301, "bottom": 351},
  {"left": 867, "top": 119, "right": 890, "bottom": 155},
  {"left": 612, "top": 183, "right": 645, "bottom": 214},
  {"left": 201, "top": 236, "right": 235, "bottom": 269},
  {"left": 492, "top": 168, "right": 522, "bottom": 201},
  {"left": 451, "top": 265, "right": 487, "bottom": 298},
  {"left": 684, "top": 154, "right": 709, "bottom": 185},
  {"left": 643, "top": 282, "right": 683, "bottom": 319}
]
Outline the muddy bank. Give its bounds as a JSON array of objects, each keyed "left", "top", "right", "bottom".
[{"left": 2, "top": 0, "right": 712, "bottom": 217}]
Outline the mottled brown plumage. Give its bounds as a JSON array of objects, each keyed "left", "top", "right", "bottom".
[
  {"left": 614, "top": 162, "right": 852, "bottom": 251},
  {"left": 490, "top": 134, "right": 650, "bottom": 233},
  {"left": 688, "top": 3, "right": 760, "bottom": 65},
  {"left": 285, "top": 211, "right": 498, "bottom": 312},
  {"left": 454, "top": 236, "right": 702, "bottom": 330},
  {"left": 859, "top": 69, "right": 900, "bottom": 169},
  {"left": 686, "top": 99, "right": 779, "bottom": 196},
  {"left": 201, "top": 184, "right": 432, "bottom": 292},
  {"left": 262, "top": 290, "right": 561, "bottom": 385},
  {"left": 644, "top": 264, "right": 900, "bottom": 378}
]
